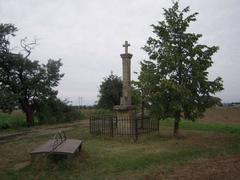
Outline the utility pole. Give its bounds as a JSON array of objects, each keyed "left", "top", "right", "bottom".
[
  {"left": 78, "top": 97, "right": 81, "bottom": 112},
  {"left": 78, "top": 96, "right": 83, "bottom": 111}
]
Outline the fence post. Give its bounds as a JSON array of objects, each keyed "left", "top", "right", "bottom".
[
  {"left": 90, "top": 116, "right": 92, "bottom": 134},
  {"left": 134, "top": 117, "right": 138, "bottom": 141},
  {"left": 110, "top": 117, "right": 114, "bottom": 137}
]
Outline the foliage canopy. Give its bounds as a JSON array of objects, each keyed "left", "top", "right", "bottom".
[
  {"left": 138, "top": 2, "right": 223, "bottom": 135},
  {"left": 0, "top": 23, "right": 64, "bottom": 126},
  {"left": 97, "top": 72, "right": 122, "bottom": 109}
]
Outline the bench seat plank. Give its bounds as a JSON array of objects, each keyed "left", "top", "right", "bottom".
[{"left": 31, "top": 139, "right": 82, "bottom": 155}]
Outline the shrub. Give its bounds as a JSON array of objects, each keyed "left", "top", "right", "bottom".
[
  {"left": 93, "top": 108, "right": 113, "bottom": 116},
  {"left": 36, "top": 98, "right": 82, "bottom": 124}
]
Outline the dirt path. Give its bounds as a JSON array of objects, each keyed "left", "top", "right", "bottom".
[
  {"left": 0, "top": 119, "right": 89, "bottom": 144},
  {"left": 154, "top": 155, "right": 240, "bottom": 180}
]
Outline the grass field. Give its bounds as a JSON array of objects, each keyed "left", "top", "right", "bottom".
[
  {"left": 201, "top": 106, "right": 240, "bottom": 124},
  {"left": 0, "top": 110, "right": 26, "bottom": 129},
  {"left": 0, "top": 115, "right": 240, "bottom": 179},
  {"left": 0, "top": 108, "right": 111, "bottom": 130}
]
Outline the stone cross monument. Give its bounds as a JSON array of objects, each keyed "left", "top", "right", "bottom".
[
  {"left": 120, "top": 41, "right": 132, "bottom": 107},
  {"left": 114, "top": 41, "right": 136, "bottom": 122}
]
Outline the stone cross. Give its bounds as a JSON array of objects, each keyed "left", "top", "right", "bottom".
[
  {"left": 123, "top": 41, "right": 130, "bottom": 54},
  {"left": 120, "top": 41, "right": 133, "bottom": 106}
]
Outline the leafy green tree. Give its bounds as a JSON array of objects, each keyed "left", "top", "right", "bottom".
[
  {"left": 97, "top": 72, "right": 122, "bottom": 109},
  {"left": 97, "top": 72, "right": 140, "bottom": 110},
  {"left": 0, "top": 24, "right": 64, "bottom": 126},
  {"left": 132, "top": 80, "right": 147, "bottom": 128},
  {"left": 139, "top": 2, "right": 223, "bottom": 135}
]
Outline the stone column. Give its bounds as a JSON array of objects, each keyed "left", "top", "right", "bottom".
[
  {"left": 114, "top": 41, "right": 136, "bottom": 135},
  {"left": 120, "top": 53, "right": 132, "bottom": 106}
]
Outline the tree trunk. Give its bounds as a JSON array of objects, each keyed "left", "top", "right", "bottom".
[
  {"left": 173, "top": 112, "right": 180, "bottom": 136},
  {"left": 141, "top": 99, "right": 144, "bottom": 129},
  {"left": 26, "top": 108, "right": 34, "bottom": 127},
  {"left": 22, "top": 105, "right": 34, "bottom": 127}
]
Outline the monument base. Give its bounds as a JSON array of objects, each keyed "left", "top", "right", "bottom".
[
  {"left": 114, "top": 105, "right": 136, "bottom": 119},
  {"left": 113, "top": 105, "right": 136, "bottom": 134}
]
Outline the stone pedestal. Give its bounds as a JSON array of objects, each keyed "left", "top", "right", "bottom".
[
  {"left": 114, "top": 105, "right": 136, "bottom": 119},
  {"left": 114, "top": 105, "right": 136, "bottom": 134}
]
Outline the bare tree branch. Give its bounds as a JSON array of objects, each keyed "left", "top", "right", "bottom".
[{"left": 20, "top": 37, "right": 38, "bottom": 58}]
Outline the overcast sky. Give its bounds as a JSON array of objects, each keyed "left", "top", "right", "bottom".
[{"left": 1, "top": 0, "right": 240, "bottom": 105}]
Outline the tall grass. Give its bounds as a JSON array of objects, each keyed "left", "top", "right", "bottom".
[{"left": 0, "top": 110, "right": 26, "bottom": 129}]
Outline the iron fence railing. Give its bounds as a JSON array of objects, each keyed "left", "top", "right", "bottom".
[{"left": 90, "top": 115, "right": 159, "bottom": 140}]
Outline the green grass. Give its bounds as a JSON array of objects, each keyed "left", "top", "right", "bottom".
[
  {"left": 0, "top": 111, "right": 26, "bottom": 129},
  {"left": 0, "top": 109, "right": 84, "bottom": 131},
  {"left": 160, "top": 118, "right": 240, "bottom": 135},
  {"left": 0, "top": 119, "right": 240, "bottom": 179}
]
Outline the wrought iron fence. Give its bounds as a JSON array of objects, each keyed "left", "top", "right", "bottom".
[{"left": 90, "top": 115, "right": 159, "bottom": 140}]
